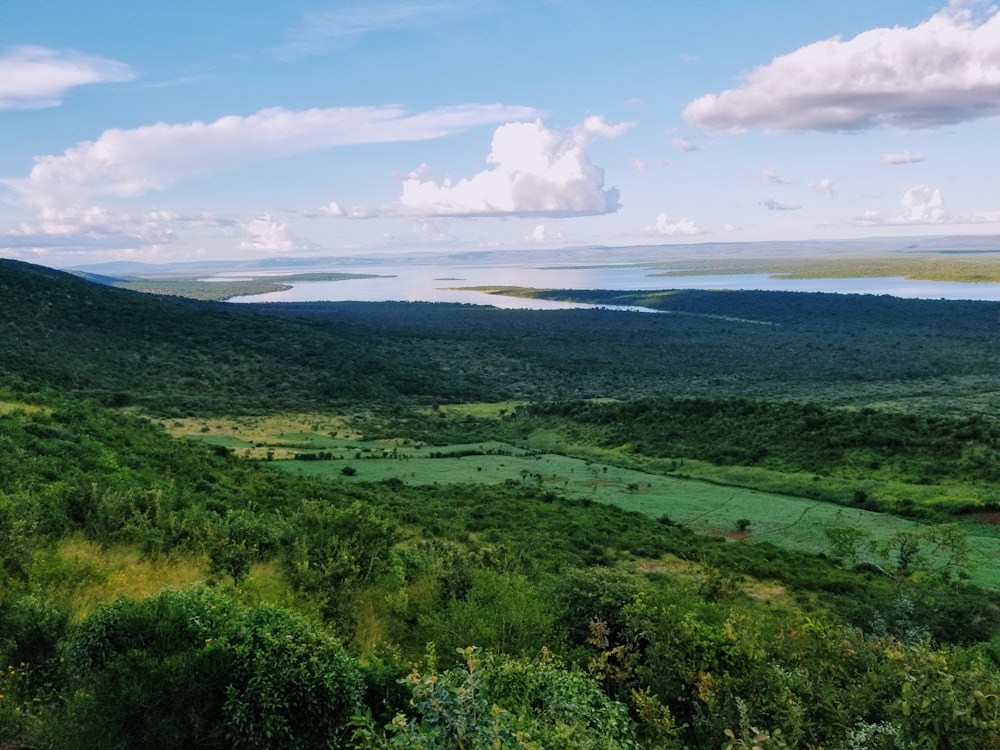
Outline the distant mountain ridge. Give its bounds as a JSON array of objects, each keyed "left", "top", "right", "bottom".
[{"left": 64, "top": 233, "right": 1000, "bottom": 279}]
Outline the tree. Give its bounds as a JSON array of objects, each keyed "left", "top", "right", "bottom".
[{"left": 824, "top": 523, "right": 973, "bottom": 593}]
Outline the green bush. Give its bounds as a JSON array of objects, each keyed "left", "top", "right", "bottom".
[
  {"left": 62, "top": 585, "right": 362, "bottom": 750},
  {"left": 356, "top": 647, "right": 642, "bottom": 749}
]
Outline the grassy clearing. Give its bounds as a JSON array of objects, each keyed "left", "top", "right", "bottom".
[
  {"left": 268, "top": 440, "right": 1000, "bottom": 590},
  {"left": 0, "top": 401, "right": 48, "bottom": 415},
  {"left": 427, "top": 401, "right": 528, "bottom": 418},
  {"left": 181, "top": 411, "right": 1000, "bottom": 590},
  {"left": 161, "top": 412, "right": 361, "bottom": 459}
]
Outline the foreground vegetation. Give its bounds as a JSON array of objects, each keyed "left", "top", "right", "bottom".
[{"left": 3, "top": 259, "right": 1000, "bottom": 748}]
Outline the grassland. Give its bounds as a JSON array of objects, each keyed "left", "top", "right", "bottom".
[
  {"left": 642, "top": 253, "right": 1000, "bottom": 282},
  {"left": 179, "top": 410, "right": 1000, "bottom": 590}
]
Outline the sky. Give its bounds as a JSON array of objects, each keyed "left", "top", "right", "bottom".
[{"left": 2, "top": 0, "right": 1000, "bottom": 267}]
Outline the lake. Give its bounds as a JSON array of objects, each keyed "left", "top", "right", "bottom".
[{"left": 228, "top": 262, "right": 1000, "bottom": 308}]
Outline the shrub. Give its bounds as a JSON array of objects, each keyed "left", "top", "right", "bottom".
[
  {"left": 357, "top": 647, "right": 642, "bottom": 749},
  {"left": 62, "top": 585, "right": 362, "bottom": 750}
]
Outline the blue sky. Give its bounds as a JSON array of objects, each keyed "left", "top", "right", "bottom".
[{"left": 2, "top": 0, "right": 999, "bottom": 266}]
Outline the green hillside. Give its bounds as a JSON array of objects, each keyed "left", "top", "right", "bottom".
[{"left": 4, "top": 258, "right": 1000, "bottom": 414}]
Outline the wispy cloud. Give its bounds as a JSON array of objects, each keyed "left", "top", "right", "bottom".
[
  {"left": 808, "top": 178, "right": 836, "bottom": 198},
  {"left": 758, "top": 167, "right": 789, "bottom": 184},
  {"left": 144, "top": 73, "right": 211, "bottom": 90},
  {"left": 4, "top": 103, "right": 538, "bottom": 208},
  {"left": 671, "top": 137, "right": 700, "bottom": 152},
  {"left": 879, "top": 150, "right": 925, "bottom": 165},
  {"left": 0, "top": 45, "right": 134, "bottom": 109},
  {"left": 760, "top": 199, "right": 801, "bottom": 211},
  {"left": 281, "top": 1, "right": 479, "bottom": 57},
  {"left": 685, "top": 1, "right": 1000, "bottom": 132}
]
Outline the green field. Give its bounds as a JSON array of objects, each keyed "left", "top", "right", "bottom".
[{"left": 220, "top": 436, "right": 1000, "bottom": 590}]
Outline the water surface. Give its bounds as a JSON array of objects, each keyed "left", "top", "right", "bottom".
[{"left": 227, "top": 262, "right": 1000, "bottom": 307}]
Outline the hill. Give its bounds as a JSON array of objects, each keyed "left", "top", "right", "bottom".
[{"left": 3, "top": 259, "right": 1000, "bottom": 416}]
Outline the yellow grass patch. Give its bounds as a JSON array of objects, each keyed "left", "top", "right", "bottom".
[
  {"left": 159, "top": 412, "right": 361, "bottom": 459},
  {"left": 428, "top": 401, "right": 527, "bottom": 418},
  {"left": 41, "top": 536, "right": 206, "bottom": 619},
  {"left": 745, "top": 581, "right": 791, "bottom": 603},
  {"left": 0, "top": 401, "right": 49, "bottom": 415}
]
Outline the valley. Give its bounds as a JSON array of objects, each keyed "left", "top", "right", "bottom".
[{"left": 3, "top": 258, "right": 1000, "bottom": 748}]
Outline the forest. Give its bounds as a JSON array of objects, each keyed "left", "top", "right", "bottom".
[{"left": 2, "top": 257, "right": 1000, "bottom": 749}]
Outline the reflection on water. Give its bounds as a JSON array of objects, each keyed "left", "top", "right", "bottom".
[{"left": 228, "top": 263, "right": 1000, "bottom": 308}]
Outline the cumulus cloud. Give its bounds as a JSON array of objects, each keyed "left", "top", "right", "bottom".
[
  {"left": 4, "top": 103, "right": 538, "bottom": 208},
  {"left": 880, "top": 150, "right": 925, "bottom": 164},
  {"left": 239, "top": 214, "right": 308, "bottom": 252},
  {"left": 580, "top": 115, "right": 633, "bottom": 139},
  {"left": 684, "top": 1, "right": 1000, "bottom": 132},
  {"left": 646, "top": 213, "right": 703, "bottom": 236},
  {"left": 389, "top": 117, "right": 631, "bottom": 218},
  {"left": 899, "top": 185, "right": 946, "bottom": 223},
  {"left": 808, "top": 178, "right": 836, "bottom": 197},
  {"left": 671, "top": 137, "right": 700, "bottom": 152},
  {"left": 0, "top": 46, "right": 134, "bottom": 109},
  {"left": 760, "top": 199, "right": 802, "bottom": 211},
  {"left": 857, "top": 184, "right": 949, "bottom": 225},
  {"left": 526, "top": 224, "right": 562, "bottom": 242}
]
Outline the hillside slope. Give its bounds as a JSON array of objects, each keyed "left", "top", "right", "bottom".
[{"left": 3, "top": 259, "right": 1000, "bottom": 414}]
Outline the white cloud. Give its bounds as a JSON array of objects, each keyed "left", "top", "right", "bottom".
[
  {"left": 580, "top": 115, "right": 634, "bottom": 139},
  {"left": 4, "top": 103, "right": 538, "bottom": 208},
  {"left": 0, "top": 46, "right": 134, "bottom": 109},
  {"left": 389, "top": 117, "right": 630, "bottom": 218},
  {"left": 899, "top": 185, "right": 946, "bottom": 223},
  {"left": 646, "top": 213, "right": 703, "bottom": 236},
  {"left": 671, "top": 137, "right": 700, "bottom": 152},
  {"left": 759, "top": 167, "right": 789, "bottom": 184},
  {"left": 239, "top": 214, "right": 307, "bottom": 252},
  {"left": 857, "top": 184, "right": 946, "bottom": 225},
  {"left": 631, "top": 157, "right": 670, "bottom": 172},
  {"left": 684, "top": 1, "right": 1000, "bottom": 132},
  {"left": 1, "top": 205, "right": 231, "bottom": 253},
  {"left": 526, "top": 223, "right": 562, "bottom": 242},
  {"left": 880, "top": 150, "right": 926, "bottom": 164},
  {"left": 808, "top": 178, "right": 836, "bottom": 197},
  {"left": 300, "top": 201, "right": 346, "bottom": 218},
  {"left": 760, "top": 199, "right": 802, "bottom": 211}
]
